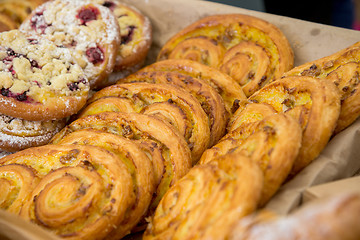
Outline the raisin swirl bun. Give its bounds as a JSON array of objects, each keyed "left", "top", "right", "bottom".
[
  {"left": 0, "top": 144, "right": 135, "bottom": 240},
  {"left": 283, "top": 41, "right": 360, "bottom": 133},
  {"left": 157, "top": 14, "right": 294, "bottom": 97},
  {"left": 117, "top": 70, "right": 227, "bottom": 146},
  {"left": 0, "top": 30, "right": 89, "bottom": 121},
  {"left": 0, "top": 114, "right": 66, "bottom": 152},
  {"left": 77, "top": 82, "right": 211, "bottom": 163},
  {"left": 137, "top": 59, "right": 246, "bottom": 115},
  {"left": 52, "top": 129, "right": 155, "bottom": 239},
  {"left": 200, "top": 113, "right": 302, "bottom": 206},
  {"left": 19, "top": 0, "right": 120, "bottom": 89},
  {"left": 51, "top": 111, "right": 192, "bottom": 217},
  {"left": 244, "top": 76, "right": 341, "bottom": 175},
  {"left": 143, "top": 152, "right": 263, "bottom": 240}
]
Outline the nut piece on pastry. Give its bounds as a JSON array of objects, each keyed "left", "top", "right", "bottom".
[
  {"left": 116, "top": 70, "right": 228, "bottom": 146},
  {"left": 51, "top": 129, "right": 155, "bottom": 239},
  {"left": 143, "top": 152, "right": 264, "bottom": 240},
  {"left": 283, "top": 41, "right": 360, "bottom": 133},
  {"left": 228, "top": 192, "right": 360, "bottom": 240},
  {"left": 19, "top": 0, "right": 120, "bottom": 89},
  {"left": 51, "top": 111, "right": 192, "bottom": 217},
  {"left": 0, "top": 114, "right": 67, "bottom": 152},
  {"left": 200, "top": 113, "right": 302, "bottom": 206},
  {"left": 157, "top": 14, "right": 294, "bottom": 97},
  {"left": 0, "top": 144, "right": 135, "bottom": 240},
  {"left": 136, "top": 59, "right": 247, "bottom": 115},
  {"left": 244, "top": 76, "right": 341, "bottom": 175},
  {"left": 0, "top": 30, "right": 89, "bottom": 121},
  {"left": 78, "top": 82, "right": 211, "bottom": 163}
]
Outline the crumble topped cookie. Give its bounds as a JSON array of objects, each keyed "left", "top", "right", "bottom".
[
  {"left": 0, "top": 30, "right": 89, "bottom": 121},
  {"left": 20, "top": 0, "right": 120, "bottom": 89}
]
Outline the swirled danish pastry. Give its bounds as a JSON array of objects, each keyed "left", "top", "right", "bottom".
[
  {"left": 137, "top": 59, "right": 246, "bottom": 115},
  {"left": 51, "top": 111, "right": 192, "bottom": 217},
  {"left": 0, "top": 13, "right": 17, "bottom": 32},
  {"left": 283, "top": 41, "right": 360, "bottom": 133},
  {"left": 157, "top": 14, "right": 294, "bottom": 96},
  {"left": 0, "top": 144, "right": 135, "bottom": 240},
  {"left": 117, "top": 70, "right": 227, "bottom": 146},
  {"left": 200, "top": 113, "right": 302, "bottom": 206},
  {"left": 144, "top": 152, "right": 263, "bottom": 240},
  {"left": 246, "top": 76, "right": 341, "bottom": 175},
  {"left": 78, "top": 82, "right": 211, "bottom": 163}
]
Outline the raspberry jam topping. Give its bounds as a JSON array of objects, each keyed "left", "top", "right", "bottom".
[
  {"left": 85, "top": 47, "right": 104, "bottom": 64},
  {"left": 121, "top": 26, "right": 136, "bottom": 45},
  {"left": 77, "top": 6, "right": 100, "bottom": 25},
  {"left": 67, "top": 78, "right": 88, "bottom": 91},
  {"left": 1, "top": 88, "right": 29, "bottom": 102},
  {"left": 30, "top": 10, "right": 49, "bottom": 34}
]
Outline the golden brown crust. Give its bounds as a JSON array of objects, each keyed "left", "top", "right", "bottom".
[
  {"left": 144, "top": 152, "right": 263, "bottom": 240},
  {"left": 79, "top": 82, "right": 211, "bottom": 163},
  {"left": 247, "top": 76, "right": 341, "bottom": 175},
  {"left": 137, "top": 59, "right": 247, "bottom": 115},
  {"left": 0, "top": 13, "right": 17, "bottom": 32},
  {"left": 200, "top": 113, "right": 302, "bottom": 206},
  {"left": 283, "top": 41, "right": 360, "bottom": 133},
  {"left": 229, "top": 192, "right": 360, "bottom": 240},
  {"left": 117, "top": 70, "right": 228, "bottom": 146},
  {"left": 157, "top": 14, "right": 294, "bottom": 96}
]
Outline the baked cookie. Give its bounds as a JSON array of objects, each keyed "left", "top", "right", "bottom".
[
  {"left": 0, "top": 114, "right": 66, "bottom": 152},
  {"left": 283, "top": 41, "right": 360, "bottom": 133},
  {"left": 157, "top": 14, "right": 294, "bottom": 97},
  {"left": 0, "top": 144, "right": 135, "bottom": 240},
  {"left": 19, "top": 0, "right": 120, "bottom": 89},
  {"left": 0, "top": 30, "right": 89, "bottom": 121},
  {"left": 78, "top": 82, "right": 211, "bottom": 163},
  {"left": 144, "top": 152, "right": 263, "bottom": 240}
]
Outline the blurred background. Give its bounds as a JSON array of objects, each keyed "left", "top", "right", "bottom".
[{"left": 206, "top": 0, "right": 359, "bottom": 30}]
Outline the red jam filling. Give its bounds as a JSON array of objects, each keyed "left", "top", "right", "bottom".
[
  {"left": 85, "top": 47, "right": 104, "bottom": 64},
  {"left": 76, "top": 6, "right": 100, "bottom": 25},
  {"left": 30, "top": 11, "right": 49, "bottom": 34}
]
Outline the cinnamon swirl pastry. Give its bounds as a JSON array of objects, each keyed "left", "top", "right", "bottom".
[
  {"left": 51, "top": 111, "right": 192, "bottom": 217},
  {"left": 78, "top": 82, "right": 211, "bottom": 163},
  {"left": 0, "top": 13, "right": 17, "bottom": 32},
  {"left": 117, "top": 70, "right": 227, "bottom": 146},
  {"left": 143, "top": 152, "right": 263, "bottom": 240},
  {"left": 283, "top": 41, "right": 360, "bottom": 133},
  {"left": 137, "top": 59, "right": 246, "bottom": 115},
  {"left": 0, "top": 144, "right": 135, "bottom": 240},
  {"left": 200, "top": 113, "right": 302, "bottom": 206},
  {"left": 157, "top": 14, "right": 294, "bottom": 96},
  {"left": 229, "top": 192, "right": 360, "bottom": 240},
  {"left": 246, "top": 76, "right": 341, "bottom": 175}
]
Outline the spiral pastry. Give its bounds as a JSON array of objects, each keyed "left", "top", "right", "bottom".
[
  {"left": 0, "top": 13, "right": 17, "bottom": 32},
  {"left": 283, "top": 41, "right": 360, "bottom": 133},
  {"left": 78, "top": 82, "right": 210, "bottom": 163},
  {"left": 117, "top": 70, "right": 227, "bottom": 146},
  {"left": 137, "top": 59, "right": 246, "bottom": 115},
  {"left": 200, "top": 113, "right": 302, "bottom": 206},
  {"left": 0, "top": 144, "right": 135, "bottom": 240},
  {"left": 53, "top": 129, "right": 155, "bottom": 239},
  {"left": 157, "top": 14, "right": 294, "bottom": 97},
  {"left": 143, "top": 152, "right": 263, "bottom": 240},
  {"left": 228, "top": 192, "right": 360, "bottom": 240},
  {"left": 51, "top": 111, "right": 192, "bottom": 216},
  {"left": 245, "top": 76, "right": 341, "bottom": 175}
]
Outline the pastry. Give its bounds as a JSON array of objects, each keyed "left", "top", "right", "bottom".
[
  {"left": 0, "top": 144, "right": 135, "bottom": 240},
  {"left": 78, "top": 82, "right": 211, "bottom": 163},
  {"left": 137, "top": 59, "right": 246, "bottom": 115},
  {"left": 246, "top": 76, "right": 341, "bottom": 175},
  {"left": 228, "top": 192, "right": 360, "bottom": 240},
  {"left": 283, "top": 41, "right": 360, "bottom": 133},
  {"left": 0, "top": 114, "right": 66, "bottom": 152},
  {"left": 19, "top": 0, "right": 120, "bottom": 89},
  {"left": 157, "top": 14, "right": 294, "bottom": 96},
  {"left": 51, "top": 129, "right": 155, "bottom": 239},
  {"left": 0, "top": 30, "right": 89, "bottom": 121},
  {"left": 200, "top": 113, "right": 302, "bottom": 206},
  {"left": 0, "top": 13, "right": 17, "bottom": 32},
  {"left": 95, "top": 0, "right": 152, "bottom": 87},
  {"left": 143, "top": 152, "right": 263, "bottom": 240},
  {"left": 116, "top": 70, "right": 227, "bottom": 146},
  {"left": 51, "top": 111, "right": 192, "bottom": 216}
]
